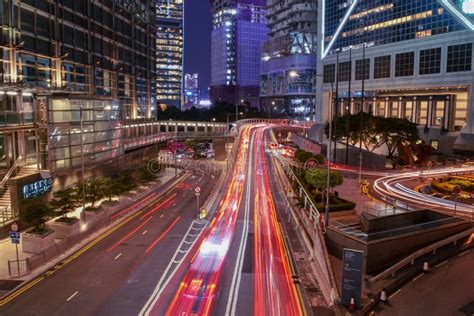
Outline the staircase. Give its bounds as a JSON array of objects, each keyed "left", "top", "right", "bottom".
[{"left": 0, "top": 157, "right": 38, "bottom": 227}]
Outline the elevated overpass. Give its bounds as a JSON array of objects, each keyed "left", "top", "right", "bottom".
[{"left": 123, "top": 120, "right": 227, "bottom": 150}]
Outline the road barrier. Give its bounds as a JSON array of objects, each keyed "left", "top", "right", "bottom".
[
  {"left": 369, "top": 227, "right": 473, "bottom": 284},
  {"left": 269, "top": 137, "right": 339, "bottom": 307}
]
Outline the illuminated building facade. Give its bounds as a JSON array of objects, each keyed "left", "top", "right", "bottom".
[
  {"left": 184, "top": 73, "right": 199, "bottom": 108},
  {"left": 0, "top": 1, "right": 157, "bottom": 221},
  {"left": 156, "top": 0, "right": 184, "bottom": 109},
  {"left": 210, "top": 0, "right": 268, "bottom": 108},
  {"left": 316, "top": 0, "right": 474, "bottom": 154},
  {"left": 260, "top": 0, "right": 318, "bottom": 117}
]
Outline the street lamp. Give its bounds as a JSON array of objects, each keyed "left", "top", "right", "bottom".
[{"left": 80, "top": 104, "right": 112, "bottom": 210}]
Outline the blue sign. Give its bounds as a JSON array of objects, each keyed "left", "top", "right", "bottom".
[
  {"left": 10, "top": 232, "right": 20, "bottom": 244},
  {"left": 341, "top": 248, "right": 364, "bottom": 308},
  {"left": 23, "top": 178, "right": 53, "bottom": 199}
]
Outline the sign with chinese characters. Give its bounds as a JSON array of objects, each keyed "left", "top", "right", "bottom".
[
  {"left": 23, "top": 178, "right": 53, "bottom": 199},
  {"left": 341, "top": 248, "right": 364, "bottom": 308}
]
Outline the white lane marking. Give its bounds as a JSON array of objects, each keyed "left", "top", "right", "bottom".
[
  {"left": 459, "top": 250, "right": 471, "bottom": 257},
  {"left": 436, "top": 260, "right": 448, "bottom": 268},
  {"left": 114, "top": 253, "right": 123, "bottom": 260},
  {"left": 142, "top": 230, "right": 148, "bottom": 235},
  {"left": 160, "top": 214, "right": 164, "bottom": 218},
  {"left": 227, "top": 128, "right": 255, "bottom": 316},
  {"left": 139, "top": 221, "right": 203, "bottom": 315},
  {"left": 66, "top": 291, "right": 79, "bottom": 301},
  {"left": 389, "top": 289, "right": 402, "bottom": 300},
  {"left": 412, "top": 273, "right": 424, "bottom": 282}
]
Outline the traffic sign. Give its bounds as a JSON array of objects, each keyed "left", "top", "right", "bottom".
[
  {"left": 11, "top": 238, "right": 20, "bottom": 244},
  {"left": 195, "top": 187, "right": 201, "bottom": 194},
  {"left": 11, "top": 223, "right": 18, "bottom": 232},
  {"left": 9, "top": 232, "right": 20, "bottom": 239}
]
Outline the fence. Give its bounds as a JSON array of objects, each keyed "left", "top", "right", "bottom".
[
  {"left": 271, "top": 144, "right": 340, "bottom": 306},
  {"left": 24, "top": 216, "right": 113, "bottom": 275},
  {"left": 8, "top": 258, "right": 30, "bottom": 278}
]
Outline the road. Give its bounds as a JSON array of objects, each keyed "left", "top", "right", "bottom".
[
  {"left": 372, "top": 166, "right": 474, "bottom": 218},
  {"left": 378, "top": 250, "right": 474, "bottom": 316},
  {"left": 0, "top": 172, "right": 217, "bottom": 315},
  {"left": 141, "top": 124, "right": 309, "bottom": 315}
]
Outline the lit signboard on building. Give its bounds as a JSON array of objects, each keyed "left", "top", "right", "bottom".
[
  {"left": 23, "top": 178, "right": 53, "bottom": 199},
  {"left": 458, "top": 0, "right": 474, "bottom": 14}
]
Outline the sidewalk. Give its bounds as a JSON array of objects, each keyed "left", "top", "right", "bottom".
[
  {"left": 337, "top": 178, "right": 407, "bottom": 217},
  {"left": 0, "top": 168, "right": 176, "bottom": 281}
]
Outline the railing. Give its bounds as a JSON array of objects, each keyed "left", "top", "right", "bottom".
[
  {"left": 8, "top": 258, "right": 30, "bottom": 278},
  {"left": 369, "top": 228, "right": 474, "bottom": 284},
  {"left": 273, "top": 152, "right": 321, "bottom": 224},
  {"left": 0, "top": 155, "right": 23, "bottom": 189},
  {"left": 123, "top": 132, "right": 226, "bottom": 150}
]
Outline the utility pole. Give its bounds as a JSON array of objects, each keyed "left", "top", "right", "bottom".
[
  {"left": 359, "top": 44, "right": 366, "bottom": 184},
  {"left": 345, "top": 48, "right": 352, "bottom": 166},
  {"left": 333, "top": 50, "right": 340, "bottom": 163}
]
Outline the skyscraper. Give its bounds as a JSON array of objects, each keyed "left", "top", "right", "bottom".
[
  {"left": 210, "top": 0, "right": 268, "bottom": 108},
  {"left": 0, "top": 0, "right": 157, "bottom": 221},
  {"left": 316, "top": 0, "right": 474, "bottom": 154},
  {"left": 156, "top": 0, "right": 184, "bottom": 110},
  {"left": 184, "top": 73, "right": 199, "bottom": 108},
  {"left": 260, "top": 0, "right": 318, "bottom": 117}
]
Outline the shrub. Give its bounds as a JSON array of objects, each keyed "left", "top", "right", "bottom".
[{"left": 21, "top": 198, "right": 53, "bottom": 234}]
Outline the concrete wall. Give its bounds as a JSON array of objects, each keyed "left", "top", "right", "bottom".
[{"left": 327, "top": 220, "right": 472, "bottom": 274}]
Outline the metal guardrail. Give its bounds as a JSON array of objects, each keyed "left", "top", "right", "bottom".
[
  {"left": 273, "top": 152, "right": 321, "bottom": 224},
  {"left": 369, "top": 227, "right": 474, "bottom": 284},
  {"left": 0, "top": 155, "right": 23, "bottom": 188},
  {"left": 8, "top": 258, "right": 30, "bottom": 278}
]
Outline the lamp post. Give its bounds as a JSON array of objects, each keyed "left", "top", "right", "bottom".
[
  {"left": 226, "top": 112, "right": 242, "bottom": 172},
  {"left": 80, "top": 105, "right": 111, "bottom": 210}
]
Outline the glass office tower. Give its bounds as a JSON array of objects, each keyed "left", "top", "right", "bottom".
[
  {"left": 210, "top": 0, "right": 268, "bottom": 108},
  {"left": 316, "top": 0, "right": 474, "bottom": 154},
  {"left": 156, "top": 0, "right": 184, "bottom": 110},
  {"left": 0, "top": 1, "right": 157, "bottom": 221},
  {"left": 260, "top": 0, "right": 318, "bottom": 117}
]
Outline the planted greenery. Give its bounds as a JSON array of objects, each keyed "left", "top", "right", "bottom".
[
  {"left": 50, "top": 187, "right": 79, "bottom": 223},
  {"left": 21, "top": 198, "right": 53, "bottom": 235}
]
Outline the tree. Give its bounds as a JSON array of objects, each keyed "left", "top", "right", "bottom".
[
  {"left": 325, "top": 113, "right": 420, "bottom": 157},
  {"left": 305, "top": 168, "right": 344, "bottom": 194},
  {"left": 50, "top": 187, "right": 78, "bottom": 219},
  {"left": 139, "top": 161, "right": 158, "bottom": 183},
  {"left": 116, "top": 170, "right": 137, "bottom": 193},
  {"left": 295, "top": 150, "right": 314, "bottom": 164},
  {"left": 21, "top": 198, "right": 53, "bottom": 233},
  {"left": 102, "top": 177, "right": 122, "bottom": 202},
  {"left": 85, "top": 178, "right": 107, "bottom": 207}
]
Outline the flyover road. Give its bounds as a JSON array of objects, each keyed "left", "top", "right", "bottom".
[
  {"left": 372, "top": 166, "right": 474, "bottom": 218},
  {"left": 141, "top": 124, "right": 310, "bottom": 316},
  {"left": 0, "top": 172, "right": 217, "bottom": 315}
]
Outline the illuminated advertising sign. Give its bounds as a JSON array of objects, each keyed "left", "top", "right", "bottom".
[
  {"left": 23, "top": 178, "right": 53, "bottom": 199},
  {"left": 458, "top": 0, "right": 474, "bottom": 14}
]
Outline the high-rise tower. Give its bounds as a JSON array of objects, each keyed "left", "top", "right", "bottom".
[
  {"left": 315, "top": 0, "right": 474, "bottom": 154},
  {"left": 156, "top": 0, "right": 184, "bottom": 110},
  {"left": 260, "top": 0, "right": 318, "bottom": 117},
  {"left": 210, "top": 0, "right": 268, "bottom": 108}
]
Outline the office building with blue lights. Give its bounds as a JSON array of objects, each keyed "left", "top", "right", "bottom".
[
  {"left": 210, "top": 0, "right": 268, "bottom": 108},
  {"left": 315, "top": 0, "right": 474, "bottom": 154}
]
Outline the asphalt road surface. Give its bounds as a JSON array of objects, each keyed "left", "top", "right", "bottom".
[{"left": 0, "top": 172, "right": 217, "bottom": 316}]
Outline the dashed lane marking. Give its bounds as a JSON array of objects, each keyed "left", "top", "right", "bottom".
[{"left": 66, "top": 291, "right": 79, "bottom": 302}]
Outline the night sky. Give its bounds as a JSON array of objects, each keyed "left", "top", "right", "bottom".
[{"left": 184, "top": 1, "right": 212, "bottom": 93}]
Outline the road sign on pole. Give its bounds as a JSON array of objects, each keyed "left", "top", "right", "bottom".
[
  {"left": 195, "top": 187, "right": 201, "bottom": 194},
  {"left": 10, "top": 223, "right": 21, "bottom": 276}
]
